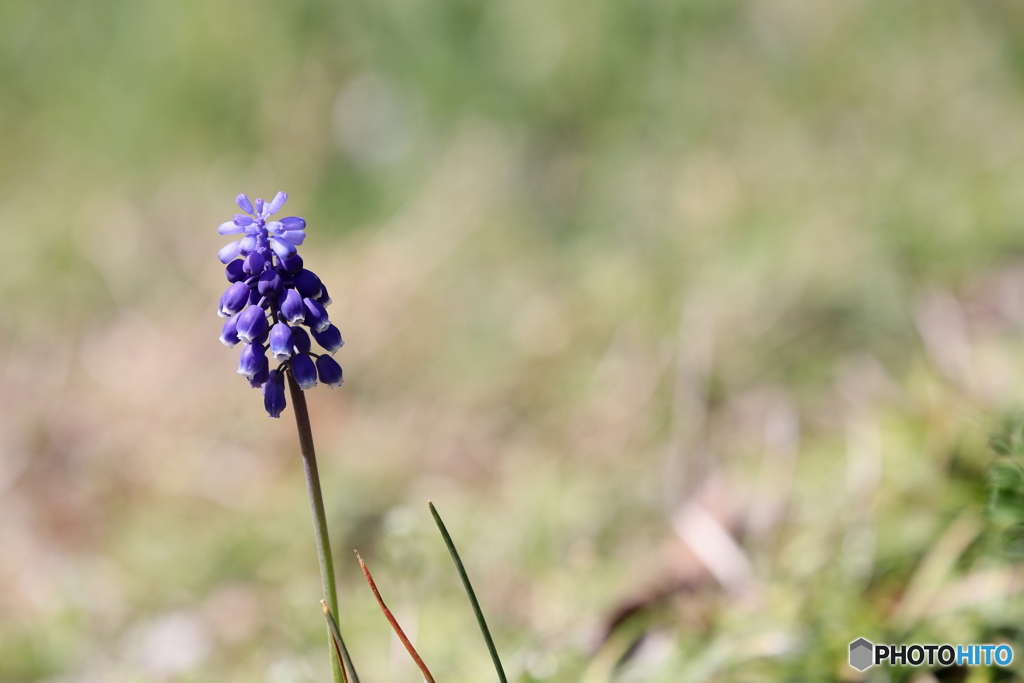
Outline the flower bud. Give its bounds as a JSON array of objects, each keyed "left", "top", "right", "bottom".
[
  {"left": 236, "top": 194, "right": 255, "bottom": 214},
  {"left": 290, "top": 326, "right": 311, "bottom": 353},
  {"left": 239, "top": 234, "right": 257, "bottom": 255},
  {"left": 316, "top": 355, "right": 344, "bottom": 388},
  {"left": 263, "top": 369, "right": 287, "bottom": 417},
  {"left": 281, "top": 254, "right": 303, "bottom": 274},
  {"left": 291, "top": 353, "right": 318, "bottom": 390},
  {"left": 225, "top": 260, "right": 246, "bottom": 283},
  {"left": 235, "top": 305, "right": 269, "bottom": 343},
  {"left": 220, "top": 314, "right": 240, "bottom": 347},
  {"left": 293, "top": 269, "right": 322, "bottom": 298},
  {"left": 252, "top": 327, "right": 270, "bottom": 346},
  {"left": 219, "top": 281, "right": 250, "bottom": 317},
  {"left": 269, "top": 322, "right": 294, "bottom": 362},
  {"left": 269, "top": 237, "right": 296, "bottom": 259},
  {"left": 258, "top": 270, "right": 283, "bottom": 298},
  {"left": 311, "top": 324, "right": 343, "bottom": 354},
  {"left": 248, "top": 355, "right": 269, "bottom": 388},
  {"left": 218, "top": 241, "right": 241, "bottom": 264},
  {"left": 303, "top": 298, "right": 330, "bottom": 332},
  {"left": 238, "top": 343, "right": 266, "bottom": 378},
  {"left": 267, "top": 191, "right": 288, "bottom": 215},
  {"left": 243, "top": 251, "right": 266, "bottom": 275},
  {"left": 281, "top": 289, "right": 305, "bottom": 324},
  {"left": 280, "top": 216, "right": 306, "bottom": 230},
  {"left": 218, "top": 221, "right": 244, "bottom": 235}
]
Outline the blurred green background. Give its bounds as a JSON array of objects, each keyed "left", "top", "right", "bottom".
[{"left": 5, "top": 0, "right": 1024, "bottom": 681}]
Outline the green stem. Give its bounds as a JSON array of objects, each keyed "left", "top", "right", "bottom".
[
  {"left": 288, "top": 372, "right": 359, "bottom": 683},
  {"left": 429, "top": 501, "right": 508, "bottom": 683}
]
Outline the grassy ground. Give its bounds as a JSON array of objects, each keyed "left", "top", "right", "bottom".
[{"left": 4, "top": 0, "right": 1024, "bottom": 681}]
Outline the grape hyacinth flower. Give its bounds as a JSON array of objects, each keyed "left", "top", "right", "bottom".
[
  {"left": 214, "top": 197, "right": 507, "bottom": 683},
  {"left": 216, "top": 192, "right": 344, "bottom": 418},
  {"left": 215, "top": 192, "right": 355, "bottom": 683}
]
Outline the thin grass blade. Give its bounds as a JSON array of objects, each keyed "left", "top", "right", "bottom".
[
  {"left": 429, "top": 501, "right": 508, "bottom": 683},
  {"left": 320, "top": 600, "right": 362, "bottom": 683}
]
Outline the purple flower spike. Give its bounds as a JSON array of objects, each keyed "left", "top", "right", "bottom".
[
  {"left": 311, "top": 324, "right": 344, "bottom": 354},
  {"left": 316, "top": 355, "right": 344, "bottom": 388},
  {"left": 238, "top": 343, "right": 266, "bottom": 378},
  {"left": 243, "top": 252, "right": 266, "bottom": 275},
  {"left": 267, "top": 191, "right": 288, "bottom": 215},
  {"left": 225, "top": 260, "right": 246, "bottom": 283},
  {"left": 220, "top": 314, "right": 240, "bottom": 347},
  {"left": 281, "top": 289, "right": 305, "bottom": 324},
  {"left": 219, "top": 281, "right": 250, "bottom": 317},
  {"left": 248, "top": 356, "right": 269, "bottom": 388},
  {"left": 258, "top": 270, "right": 283, "bottom": 298},
  {"left": 303, "top": 298, "right": 330, "bottom": 332},
  {"left": 216, "top": 192, "right": 344, "bottom": 408},
  {"left": 263, "top": 369, "right": 287, "bottom": 417},
  {"left": 291, "top": 326, "right": 312, "bottom": 353},
  {"left": 269, "top": 322, "right": 294, "bottom": 362},
  {"left": 218, "top": 241, "right": 241, "bottom": 264},
  {"left": 291, "top": 353, "right": 318, "bottom": 390},
  {"left": 293, "top": 269, "right": 322, "bottom": 298},
  {"left": 235, "top": 305, "right": 268, "bottom": 343}
]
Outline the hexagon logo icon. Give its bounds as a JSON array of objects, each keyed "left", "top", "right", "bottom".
[{"left": 849, "top": 638, "right": 874, "bottom": 671}]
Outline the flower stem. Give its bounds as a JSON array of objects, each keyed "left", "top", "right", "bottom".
[{"left": 288, "top": 371, "right": 356, "bottom": 683}]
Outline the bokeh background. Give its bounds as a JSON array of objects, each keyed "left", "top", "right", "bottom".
[{"left": 5, "top": 1, "right": 1024, "bottom": 681}]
